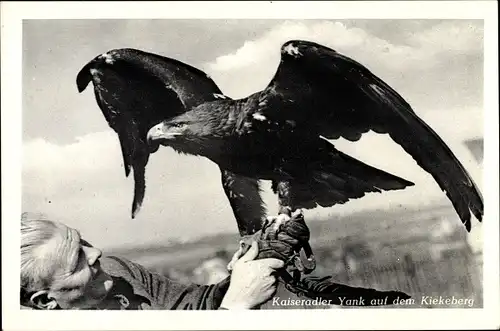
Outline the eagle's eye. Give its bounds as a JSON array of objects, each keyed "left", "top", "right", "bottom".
[{"left": 171, "top": 122, "right": 186, "bottom": 128}]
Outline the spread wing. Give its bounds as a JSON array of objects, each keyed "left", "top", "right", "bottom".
[
  {"left": 220, "top": 169, "right": 266, "bottom": 236},
  {"left": 257, "top": 40, "right": 483, "bottom": 231},
  {"left": 76, "top": 48, "right": 225, "bottom": 218}
]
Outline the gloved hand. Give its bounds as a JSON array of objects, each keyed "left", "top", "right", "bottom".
[
  {"left": 227, "top": 209, "right": 314, "bottom": 278},
  {"left": 227, "top": 210, "right": 412, "bottom": 307}
]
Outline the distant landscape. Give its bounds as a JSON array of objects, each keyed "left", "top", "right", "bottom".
[
  {"left": 106, "top": 203, "right": 483, "bottom": 309},
  {"left": 107, "top": 203, "right": 471, "bottom": 265}
]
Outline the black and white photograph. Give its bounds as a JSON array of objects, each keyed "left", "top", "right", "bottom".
[{"left": 2, "top": 1, "right": 499, "bottom": 330}]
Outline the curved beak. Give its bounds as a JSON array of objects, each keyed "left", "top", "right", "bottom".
[
  {"left": 147, "top": 122, "right": 165, "bottom": 143},
  {"left": 147, "top": 122, "right": 181, "bottom": 144}
]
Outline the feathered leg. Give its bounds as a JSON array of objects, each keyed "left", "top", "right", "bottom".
[
  {"left": 265, "top": 181, "right": 316, "bottom": 273},
  {"left": 220, "top": 169, "right": 267, "bottom": 236},
  {"left": 273, "top": 181, "right": 294, "bottom": 232}
]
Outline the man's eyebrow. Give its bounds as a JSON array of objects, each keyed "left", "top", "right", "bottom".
[
  {"left": 75, "top": 230, "right": 82, "bottom": 243},
  {"left": 70, "top": 248, "right": 82, "bottom": 273}
]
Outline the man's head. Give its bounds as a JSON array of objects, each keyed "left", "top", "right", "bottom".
[{"left": 21, "top": 217, "right": 113, "bottom": 309}]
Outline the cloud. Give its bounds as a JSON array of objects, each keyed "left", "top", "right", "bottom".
[
  {"left": 409, "top": 21, "right": 483, "bottom": 54},
  {"left": 23, "top": 131, "right": 122, "bottom": 198},
  {"left": 207, "top": 20, "right": 483, "bottom": 73},
  {"left": 23, "top": 131, "right": 120, "bottom": 174}
]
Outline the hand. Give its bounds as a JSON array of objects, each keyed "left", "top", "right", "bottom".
[
  {"left": 220, "top": 241, "right": 284, "bottom": 309},
  {"left": 226, "top": 240, "right": 247, "bottom": 272},
  {"left": 226, "top": 210, "right": 306, "bottom": 271}
]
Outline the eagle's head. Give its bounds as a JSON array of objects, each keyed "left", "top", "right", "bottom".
[
  {"left": 146, "top": 106, "right": 227, "bottom": 156},
  {"left": 147, "top": 118, "right": 190, "bottom": 143}
]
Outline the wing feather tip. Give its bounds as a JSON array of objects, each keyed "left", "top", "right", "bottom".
[
  {"left": 131, "top": 201, "right": 142, "bottom": 219},
  {"left": 76, "top": 57, "right": 100, "bottom": 93},
  {"left": 124, "top": 165, "right": 131, "bottom": 178},
  {"left": 475, "top": 211, "right": 483, "bottom": 223},
  {"left": 406, "top": 180, "right": 416, "bottom": 187},
  {"left": 76, "top": 67, "right": 92, "bottom": 93},
  {"left": 465, "top": 219, "right": 471, "bottom": 232}
]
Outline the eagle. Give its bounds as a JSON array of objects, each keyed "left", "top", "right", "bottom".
[
  {"left": 146, "top": 40, "right": 483, "bottom": 234},
  {"left": 77, "top": 40, "right": 483, "bottom": 248},
  {"left": 76, "top": 40, "right": 482, "bottom": 306}
]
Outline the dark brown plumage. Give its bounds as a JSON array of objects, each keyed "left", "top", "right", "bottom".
[
  {"left": 77, "top": 40, "right": 482, "bottom": 236},
  {"left": 147, "top": 40, "right": 483, "bottom": 233}
]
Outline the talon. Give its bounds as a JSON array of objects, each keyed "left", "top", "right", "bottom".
[
  {"left": 261, "top": 218, "right": 269, "bottom": 229},
  {"left": 261, "top": 218, "right": 271, "bottom": 237},
  {"left": 276, "top": 222, "right": 284, "bottom": 234}
]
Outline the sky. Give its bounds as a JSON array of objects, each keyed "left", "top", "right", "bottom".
[{"left": 22, "top": 19, "right": 484, "bottom": 250}]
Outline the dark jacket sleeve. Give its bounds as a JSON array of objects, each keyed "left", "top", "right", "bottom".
[{"left": 106, "top": 256, "right": 231, "bottom": 310}]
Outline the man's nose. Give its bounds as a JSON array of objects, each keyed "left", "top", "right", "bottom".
[{"left": 83, "top": 246, "right": 102, "bottom": 266}]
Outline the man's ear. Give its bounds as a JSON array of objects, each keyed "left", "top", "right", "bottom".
[{"left": 30, "top": 290, "right": 58, "bottom": 310}]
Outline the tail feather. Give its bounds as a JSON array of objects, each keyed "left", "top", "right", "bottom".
[
  {"left": 284, "top": 140, "right": 414, "bottom": 210},
  {"left": 329, "top": 148, "right": 415, "bottom": 192}
]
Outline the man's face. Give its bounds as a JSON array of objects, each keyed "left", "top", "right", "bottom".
[{"left": 34, "top": 223, "right": 113, "bottom": 309}]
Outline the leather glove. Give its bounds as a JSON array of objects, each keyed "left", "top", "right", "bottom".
[{"left": 231, "top": 211, "right": 411, "bottom": 307}]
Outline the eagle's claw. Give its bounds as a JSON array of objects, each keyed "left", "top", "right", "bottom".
[
  {"left": 262, "top": 207, "right": 301, "bottom": 240},
  {"left": 231, "top": 208, "right": 316, "bottom": 280}
]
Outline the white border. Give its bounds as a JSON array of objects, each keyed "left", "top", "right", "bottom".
[{"left": 2, "top": 1, "right": 499, "bottom": 330}]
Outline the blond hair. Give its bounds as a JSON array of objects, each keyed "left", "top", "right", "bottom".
[{"left": 21, "top": 216, "right": 58, "bottom": 292}]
